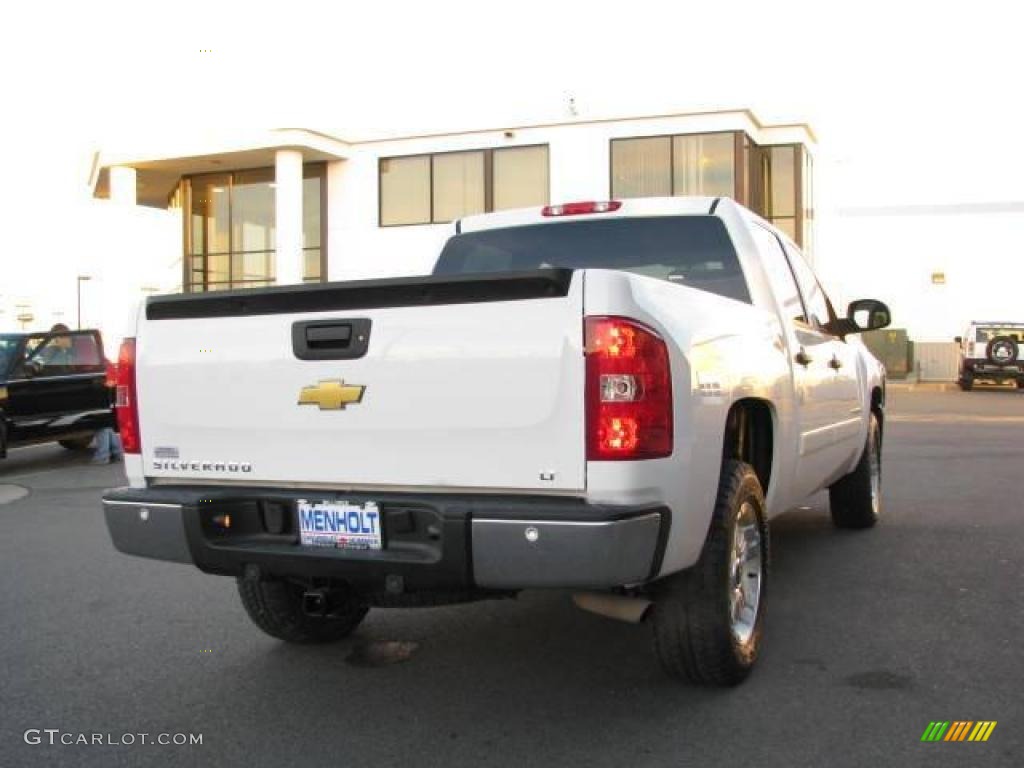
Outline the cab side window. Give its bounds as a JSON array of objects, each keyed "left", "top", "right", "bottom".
[
  {"left": 782, "top": 241, "right": 834, "bottom": 333},
  {"left": 750, "top": 224, "right": 806, "bottom": 326}
]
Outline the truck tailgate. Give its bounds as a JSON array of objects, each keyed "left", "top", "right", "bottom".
[{"left": 136, "top": 271, "right": 586, "bottom": 492}]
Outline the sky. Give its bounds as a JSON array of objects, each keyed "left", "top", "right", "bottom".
[{"left": 1, "top": 0, "right": 1022, "bottom": 330}]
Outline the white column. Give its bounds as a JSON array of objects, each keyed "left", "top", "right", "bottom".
[
  {"left": 109, "top": 166, "right": 137, "bottom": 205},
  {"left": 275, "top": 149, "right": 304, "bottom": 285}
]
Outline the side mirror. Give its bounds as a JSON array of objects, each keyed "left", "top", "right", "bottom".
[
  {"left": 23, "top": 359, "right": 43, "bottom": 377},
  {"left": 846, "top": 299, "right": 891, "bottom": 333},
  {"left": 954, "top": 336, "right": 963, "bottom": 344}
]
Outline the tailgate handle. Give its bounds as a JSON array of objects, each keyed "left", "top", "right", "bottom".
[
  {"left": 307, "top": 324, "right": 352, "bottom": 347},
  {"left": 292, "top": 319, "right": 371, "bottom": 360}
]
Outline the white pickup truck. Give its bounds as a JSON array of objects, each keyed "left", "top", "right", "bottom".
[{"left": 103, "top": 197, "right": 890, "bottom": 686}]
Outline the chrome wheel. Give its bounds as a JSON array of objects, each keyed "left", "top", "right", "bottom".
[{"left": 729, "top": 501, "right": 763, "bottom": 646}]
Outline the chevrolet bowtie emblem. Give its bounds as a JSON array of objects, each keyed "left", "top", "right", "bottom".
[{"left": 297, "top": 380, "right": 366, "bottom": 411}]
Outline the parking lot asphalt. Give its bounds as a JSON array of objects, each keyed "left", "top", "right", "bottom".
[{"left": 1, "top": 386, "right": 1022, "bottom": 767}]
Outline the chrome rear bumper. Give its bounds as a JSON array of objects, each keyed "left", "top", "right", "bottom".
[{"left": 103, "top": 486, "right": 669, "bottom": 591}]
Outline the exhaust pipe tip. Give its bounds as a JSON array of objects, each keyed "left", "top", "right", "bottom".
[{"left": 572, "top": 592, "right": 651, "bottom": 623}]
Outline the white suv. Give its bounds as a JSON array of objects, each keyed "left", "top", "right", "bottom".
[{"left": 956, "top": 322, "right": 1024, "bottom": 390}]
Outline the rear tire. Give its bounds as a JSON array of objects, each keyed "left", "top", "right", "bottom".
[
  {"left": 59, "top": 436, "right": 94, "bottom": 451},
  {"left": 651, "top": 460, "right": 767, "bottom": 686},
  {"left": 829, "top": 413, "right": 882, "bottom": 529},
  {"left": 237, "top": 572, "right": 368, "bottom": 643},
  {"left": 958, "top": 377, "right": 973, "bottom": 391}
]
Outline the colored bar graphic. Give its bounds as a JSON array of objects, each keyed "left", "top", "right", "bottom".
[{"left": 923, "top": 721, "right": 996, "bottom": 742}]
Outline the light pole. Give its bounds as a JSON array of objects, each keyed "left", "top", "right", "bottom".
[
  {"left": 14, "top": 304, "right": 31, "bottom": 330},
  {"left": 76, "top": 275, "right": 91, "bottom": 329}
]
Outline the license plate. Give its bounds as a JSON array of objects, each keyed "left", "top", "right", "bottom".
[{"left": 297, "top": 500, "right": 382, "bottom": 550}]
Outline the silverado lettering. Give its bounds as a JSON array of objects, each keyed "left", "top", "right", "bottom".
[{"left": 151, "top": 460, "right": 253, "bottom": 473}]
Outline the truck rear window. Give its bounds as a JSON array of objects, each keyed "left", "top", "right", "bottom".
[{"left": 433, "top": 215, "right": 750, "bottom": 303}]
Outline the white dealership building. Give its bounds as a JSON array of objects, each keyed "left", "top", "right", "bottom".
[{"left": 89, "top": 108, "right": 814, "bottom": 291}]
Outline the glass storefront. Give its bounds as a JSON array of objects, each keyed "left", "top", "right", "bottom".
[
  {"left": 175, "top": 135, "right": 812, "bottom": 293},
  {"left": 184, "top": 165, "right": 324, "bottom": 291}
]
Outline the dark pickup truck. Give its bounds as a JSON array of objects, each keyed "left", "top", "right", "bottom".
[{"left": 0, "top": 329, "right": 115, "bottom": 458}]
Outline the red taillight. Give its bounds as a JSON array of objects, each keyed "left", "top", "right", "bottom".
[
  {"left": 585, "top": 317, "right": 672, "bottom": 460},
  {"left": 115, "top": 338, "right": 141, "bottom": 454},
  {"left": 542, "top": 200, "right": 622, "bottom": 217}
]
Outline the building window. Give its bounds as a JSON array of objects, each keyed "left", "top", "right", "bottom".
[
  {"left": 184, "top": 164, "right": 325, "bottom": 292},
  {"left": 673, "top": 133, "right": 735, "bottom": 196},
  {"left": 744, "top": 143, "right": 812, "bottom": 254},
  {"left": 378, "top": 156, "right": 430, "bottom": 226},
  {"left": 493, "top": 145, "right": 549, "bottom": 210},
  {"left": 379, "top": 145, "right": 549, "bottom": 226},
  {"left": 610, "top": 132, "right": 813, "bottom": 253},
  {"left": 802, "top": 150, "right": 814, "bottom": 258},
  {"left": 432, "top": 151, "right": 485, "bottom": 222},
  {"left": 611, "top": 132, "right": 736, "bottom": 199},
  {"left": 610, "top": 137, "right": 671, "bottom": 198},
  {"left": 303, "top": 167, "right": 324, "bottom": 282},
  {"left": 768, "top": 145, "right": 797, "bottom": 241}
]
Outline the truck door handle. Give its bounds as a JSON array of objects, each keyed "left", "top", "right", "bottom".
[
  {"left": 828, "top": 356, "right": 843, "bottom": 370},
  {"left": 794, "top": 348, "right": 813, "bottom": 366},
  {"left": 292, "top": 319, "right": 372, "bottom": 360}
]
